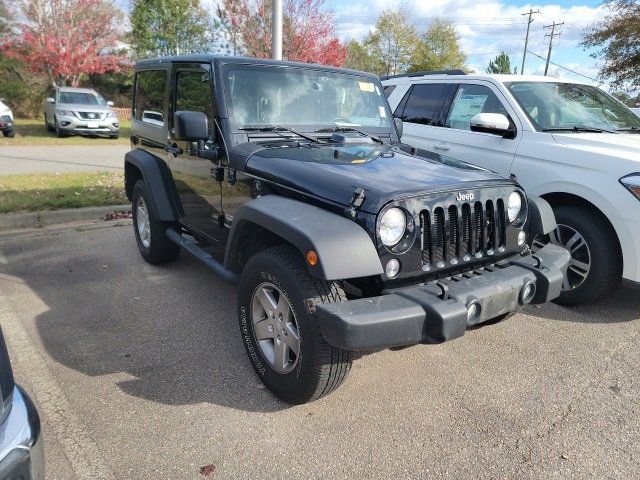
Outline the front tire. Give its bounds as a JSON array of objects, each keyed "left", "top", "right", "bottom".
[
  {"left": 238, "top": 246, "right": 352, "bottom": 404},
  {"left": 2, "top": 129, "right": 14, "bottom": 138},
  {"left": 54, "top": 117, "right": 66, "bottom": 137},
  {"left": 131, "top": 180, "right": 180, "bottom": 264},
  {"left": 534, "top": 206, "right": 621, "bottom": 306}
]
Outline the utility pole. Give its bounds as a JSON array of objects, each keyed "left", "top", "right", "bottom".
[
  {"left": 271, "top": 0, "right": 283, "bottom": 60},
  {"left": 520, "top": 9, "right": 540, "bottom": 75},
  {"left": 543, "top": 21, "right": 564, "bottom": 76}
]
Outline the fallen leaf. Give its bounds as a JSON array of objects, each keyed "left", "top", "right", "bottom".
[
  {"left": 256, "top": 381, "right": 266, "bottom": 390},
  {"left": 199, "top": 464, "right": 216, "bottom": 476}
]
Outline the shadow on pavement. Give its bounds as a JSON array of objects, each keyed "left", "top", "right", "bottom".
[
  {"left": 0, "top": 225, "right": 287, "bottom": 413},
  {"left": 523, "top": 286, "right": 640, "bottom": 324}
]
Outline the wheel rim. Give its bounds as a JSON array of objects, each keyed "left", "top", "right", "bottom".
[
  {"left": 532, "top": 223, "right": 591, "bottom": 291},
  {"left": 136, "top": 196, "right": 151, "bottom": 248},
  {"left": 251, "top": 282, "right": 300, "bottom": 374}
]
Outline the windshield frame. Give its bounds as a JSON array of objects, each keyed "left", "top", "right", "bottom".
[
  {"left": 504, "top": 81, "right": 640, "bottom": 133},
  {"left": 218, "top": 61, "right": 396, "bottom": 136}
]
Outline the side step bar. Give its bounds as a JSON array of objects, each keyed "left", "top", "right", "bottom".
[{"left": 166, "top": 229, "right": 239, "bottom": 285}]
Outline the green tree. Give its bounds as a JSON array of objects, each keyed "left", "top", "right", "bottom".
[
  {"left": 486, "top": 51, "right": 517, "bottom": 74},
  {"left": 344, "top": 39, "right": 383, "bottom": 74},
  {"left": 363, "top": 8, "right": 419, "bottom": 76},
  {"left": 582, "top": 0, "right": 640, "bottom": 89},
  {"left": 409, "top": 18, "right": 467, "bottom": 72},
  {"left": 130, "top": 0, "right": 221, "bottom": 58}
]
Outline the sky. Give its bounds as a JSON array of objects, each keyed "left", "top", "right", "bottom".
[{"left": 330, "top": 0, "right": 606, "bottom": 84}]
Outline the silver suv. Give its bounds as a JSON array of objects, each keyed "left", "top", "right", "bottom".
[{"left": 44, "top": 87, "right": 120, "bottom": 138}]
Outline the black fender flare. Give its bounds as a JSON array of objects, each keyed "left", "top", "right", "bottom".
[
  {"left": 124, "top": 149, "right": 182, "bottom": 221},
  {"left": 225, "top": 196, "right": 384, "bottom": 280},
  {"left": 526, "top": 195, "right": 556, "bottom": 237}
]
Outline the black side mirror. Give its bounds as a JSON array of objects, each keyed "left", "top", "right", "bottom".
[
  {"left": 174, "top": 111, "right": 208, "bottom": 141},
  {"left": 394, "top": 117, "right": 403, "bottom": 139}
]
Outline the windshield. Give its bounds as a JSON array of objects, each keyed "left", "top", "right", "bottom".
[
  {"left": 221, "top": 64, "right": 393, "bottom": 131},
  {"left": 58, "top": 91, "right": 106, "bottom": 106},
  {"left": 505, "top": 82, "right": 640, "bottom": 132}
]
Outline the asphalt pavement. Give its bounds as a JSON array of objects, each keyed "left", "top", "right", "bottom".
[
  {"left": 0, "top": 145, "right": 128, "bottom": 175},
  {"left": 0, "top": 222, "right": 638, "bottom": 479}
]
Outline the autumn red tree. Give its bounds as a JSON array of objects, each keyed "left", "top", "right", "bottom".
[
  {"left": 2, "top": 0, "right": 127, "bottom": 86},
  {"left": 219, "top": 0, "right": 346, "bottom": 67}
]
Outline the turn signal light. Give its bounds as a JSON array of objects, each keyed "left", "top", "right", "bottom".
[{"left": 306, "top": 250, "right": 318, "bottom": 266}]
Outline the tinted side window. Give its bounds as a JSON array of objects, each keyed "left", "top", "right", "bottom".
[
  {"left": 175, "top": 70, "right": 214, "bottom": 123},
  {"left": 383, "top": 84, "right": 396, "bottom": 98},
  {"left": 445, "top": 84, "right": 509, "bottom": 130},
  {"left": 134, "top": 70, "right": 167, "bottom": 125},
  {"left": 398, "top": 84, "right": 447, "bottom": 125}
]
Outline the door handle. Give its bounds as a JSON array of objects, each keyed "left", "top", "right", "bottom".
[{"left": 433, "top": 143, "right": 450, "bottom": 151}]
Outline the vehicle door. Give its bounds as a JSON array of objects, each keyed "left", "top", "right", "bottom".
[
  {"left": 167, "top": 62, "right": 221, "bottom": 242},
  {"left": 393, "top": 83, "right": 455, "bottom": 149},
  {"left": 428, "top": 82, "right": 523, "bottom": 176}
]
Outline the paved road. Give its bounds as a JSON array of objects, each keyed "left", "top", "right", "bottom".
[
  {"left": 0, "top": 145, "right": 128, "bottom": 175},
  {"left": 0, "top": 223, "right": 638, "bottom": 479}
]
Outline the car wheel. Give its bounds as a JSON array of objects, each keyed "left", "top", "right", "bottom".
[
  {"left": 45, "top": 114, "right": 54, "bottom": 132},
  {"left": 532, "top": 206, "right": 621, "bottom": 306},
  {"left": 2, "top": 129, "right": 15, "bottom": 138},
  {"left": 54, "top": 117, "right": 66, "bottom": 138},
  {"left": 238, "top": 245, "right": 353, "bottom": 404},
  {"left": 131, "top": 180, "right": 180, "bottom": 264}
]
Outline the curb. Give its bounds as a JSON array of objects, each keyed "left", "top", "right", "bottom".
[{"left": 0, "top": 204, "right": 130, "bottom": 230}]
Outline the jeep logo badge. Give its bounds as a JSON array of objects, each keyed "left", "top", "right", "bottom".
[{"left": 456, "top": 192, "right": 474, "bottom": 202}]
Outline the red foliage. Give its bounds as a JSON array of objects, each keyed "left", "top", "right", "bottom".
[
  {"left": 221, "top": 0, "right": 346, "bottom": 67},
  {"left": 2, "top": 0, "right": 127, "bottom": 86}
]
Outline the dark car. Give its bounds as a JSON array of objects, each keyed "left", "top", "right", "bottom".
[
  {"left": 125, "top": 56, "right": 570, "bottom": 404},
  {"left": 0, "top": 327, "right": 44, "bottom": 479}
]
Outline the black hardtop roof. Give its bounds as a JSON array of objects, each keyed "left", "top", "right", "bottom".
[{"left": 135, "top": 55, "right": 379, "bottom": 79}]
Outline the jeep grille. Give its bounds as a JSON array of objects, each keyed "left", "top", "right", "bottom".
[{"left": 420, "top": 199, "right": 506, "bottom": 270}]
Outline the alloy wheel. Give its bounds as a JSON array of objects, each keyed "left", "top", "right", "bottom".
[
  {"left": 136, "top": 196, "right": 151, "bottom": 248},
  {"left": 532, "top": 223, "right": 591, "bottom": 290},
  {"left": 251, "top": 282, "right": 300, "bottom": 374}
]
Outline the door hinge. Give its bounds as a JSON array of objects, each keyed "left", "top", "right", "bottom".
[
  {"left": 210, "top": 166, "right": 225, "bottom": 182},
  {"left": 344, "top": 187, "right": 366, "bottom": 218}
]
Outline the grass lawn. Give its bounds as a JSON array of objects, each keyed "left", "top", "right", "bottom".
[
  {"left": 0, "top": 118, "right": 131, "bottom": 146},
  {"left": 0, "top": 171, "right": 128, "bottom": 213}
]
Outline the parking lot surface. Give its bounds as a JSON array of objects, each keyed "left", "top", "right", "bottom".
[
  {"left": 0, "top": 222, "right": 638, "bottom": 479},
  {"left": 0, "top": 145, "right": 127, "bottom": 175}
]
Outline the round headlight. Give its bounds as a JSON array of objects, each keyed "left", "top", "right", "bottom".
[
  {"left": 507, "top": 191, "right": 523, "bottom": 223},
  {"left": 379, "top": 208, "right": 406, "bottom": 247}
]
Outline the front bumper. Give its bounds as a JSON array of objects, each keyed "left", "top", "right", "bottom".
[
  {"left": 57, "top": 114, "right": 119, "bottom": 136},
  {"left": 317, "top": 244, "right": 570, "bottom": 350},
  {"left": 0, "top": 386, "right": 44, "bottom": 480}
]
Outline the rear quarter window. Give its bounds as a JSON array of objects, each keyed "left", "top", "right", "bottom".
[{"left": 134, "top": 70, "right": 167, "bottom": 126}]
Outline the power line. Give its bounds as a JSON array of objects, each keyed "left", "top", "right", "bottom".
[
  {"left": 520, "top": 9, "right": 540, "bottom": 74},
  {"left": 526, "top": 50, "right": 599, "bottom": 82},
  {"left": 543, "top": 21, "right": 564, "bottom": 75}
]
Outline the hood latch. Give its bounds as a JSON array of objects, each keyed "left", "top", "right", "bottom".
[{"left": 345, "top": 187, "right": 366, "bottom": 218}]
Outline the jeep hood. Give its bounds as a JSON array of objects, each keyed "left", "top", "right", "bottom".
[
  {"left": 552, "top": 132, "right": 640, "bottom": 162},
  {"left": 243, "top": 143, "right": 510, "bottom": 213}
]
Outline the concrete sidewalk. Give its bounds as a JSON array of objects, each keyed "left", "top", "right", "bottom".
[{"left": 0, "top": 145, "right": 128, "bottom": 175}]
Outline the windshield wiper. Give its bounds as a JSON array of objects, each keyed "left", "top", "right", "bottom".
[
  {"left": 315, "top": 126, "right": 383, "bottom": 144},
  {"left": 615, "top": 127, "right": 639, "bottom": 133},
  {"left": 239, "top": 125, "right": 324, "bottom": 144},
  {"left": 542, "top": 126, "right": 619, "bottom": 134}
]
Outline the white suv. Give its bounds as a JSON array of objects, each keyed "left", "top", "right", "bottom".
[{"left": 383, "top": 72, "right": 640, "bottom": 305}]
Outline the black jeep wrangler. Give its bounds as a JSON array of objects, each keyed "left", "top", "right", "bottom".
[{"left": 125, "top": 56, "right": 570, "bottom": 404}]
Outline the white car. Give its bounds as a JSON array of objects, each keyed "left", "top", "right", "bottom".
[
  {"left": 383, "top": 72, "right": 640, "bottom": 305},
  {"left": 0, "top": 99, "right": 15, "bottom": 138}
]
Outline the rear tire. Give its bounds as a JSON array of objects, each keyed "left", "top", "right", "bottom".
[
  {"left": 537, "top": 206, "right": 621, "bottom": 306},
  {"left": 238, "top": 245, "right": 352, "bottom": 404},
  {"left": 131, "top": 180, "right": 180, "bottom": 264}
]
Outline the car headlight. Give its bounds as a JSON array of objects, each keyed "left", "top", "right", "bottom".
[
  {"left": 56, "top": 110, "right": 74, "bottom": 117},
  {"left": 106, "top": 111, "right": 117, "bottom": 118},
  {"left": 620, "top": 174, "right": 640, "bottom": 201},
  {"left": 379, "top": 207, "right": 406, "bottom": 246},
  {"left": 507, "top": 191, "right": 523, "bottom": 223}
]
